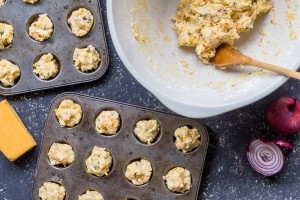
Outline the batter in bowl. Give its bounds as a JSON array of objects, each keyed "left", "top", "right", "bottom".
[{"left": 173, "top": 0, "right": 273, "bottom": 64}]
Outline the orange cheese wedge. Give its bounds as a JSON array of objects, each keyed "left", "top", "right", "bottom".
[{"left": 0, "top": 100, "right": 36, "bottom": 161}]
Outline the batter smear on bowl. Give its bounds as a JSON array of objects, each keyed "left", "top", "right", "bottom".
[{"left": 172, "top": 0, "right": 273, "bottom": 64}]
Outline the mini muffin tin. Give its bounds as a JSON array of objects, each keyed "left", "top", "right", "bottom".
[
  {"left": 32, "top": 93, "right": 209, "bottom": 200},
  {"left": 0, "top": 0, "right": 108, "bottom": 96}
]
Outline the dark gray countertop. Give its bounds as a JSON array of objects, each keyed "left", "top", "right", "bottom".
[{"left": 1, "top": 1, "right": 300, "bottom": 199}]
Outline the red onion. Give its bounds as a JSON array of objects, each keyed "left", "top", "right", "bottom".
[
  {"left": 246, "top": 139, "right": 291, "bottom": 176},
  {"left": 266, "top": 97, "right": 300, "bottom": 135}
]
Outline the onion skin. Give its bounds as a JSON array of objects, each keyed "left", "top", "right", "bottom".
[{"left": 266, "top": 97, "right": 300, "bottom": 135}]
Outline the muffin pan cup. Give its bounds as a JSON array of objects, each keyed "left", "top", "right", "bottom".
[
  {"left": 32, "top": 93, "right": 209, "bottom": 200},
  {"left": 0, "top": 0, "right": 108, "bottom": 96}
]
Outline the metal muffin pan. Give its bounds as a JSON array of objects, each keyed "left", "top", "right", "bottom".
[
  {"left": 0, "top": 0, "right": 108, "bottom": 96},
  {"left": 32, "top": 93, "right": 209, "bottom": 200}
]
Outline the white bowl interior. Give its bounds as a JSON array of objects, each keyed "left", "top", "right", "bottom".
[{"left": 108, "top": 0, "right": 300, "bottom": 117}]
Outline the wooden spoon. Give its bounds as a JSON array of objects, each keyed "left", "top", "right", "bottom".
[{"left": 210, "top": 43, "right": 300, "bottom": 80}]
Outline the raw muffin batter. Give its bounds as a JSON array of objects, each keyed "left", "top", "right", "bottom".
[
  {"left": 125, "top": 159, "right": 152, "bottom": 186},
  {"left": 174, "top": 126, "right": 201, "bottom": 153},
  {"left": 73, "top": 45, "right": 100, "bottom": 72},
  {"left": 39, "top": 182, "right": 65, "bottom": 200},
  {"left": 163, "top": 167, "right": 191, "bottom": 193},
  {"left": 95, "top": 110, "right": 120, "bottom": 135},
  {"left": 33, "top": 53, "right": 59, "bottom": 80},
  {"left": 23, "top": 0, "right": 39, "bottom": 4},
  {"left": 29, "top": 14, "right": 53, "bottom": 42},
  {"left": 173, "top": 0, "right": 273, "bottom": 64},
  {"left": 68, "top": 8, "right": 94, "bottom": 37},
  {"left": 0, "top": 59, "right": 20, "bottom": 87},
  {"left": 48, "top": 143, "right": 75, "bottom": 166},
  {"left": 0, "top": 22, "right": 14, "bottom": 50},
  {"left": 134, "top": 119, "right": 160, "bottom": 144},
  {"left": 85, "top": 146, "right": 112, "bottom": 177},
  {"left": 78, "top": 190, "right": 104, "bottom": 200},
  {"left": 54, "top": 99, "right": 82, "bottom": 127}
]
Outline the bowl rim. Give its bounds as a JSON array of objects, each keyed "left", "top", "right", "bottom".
[{"left": 106, "top": 0, "right": 296, "bottom": 118}]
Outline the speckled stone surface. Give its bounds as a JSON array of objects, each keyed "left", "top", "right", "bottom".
[{"left": 1, "top": 1, "right": 300, "bottom": 200}]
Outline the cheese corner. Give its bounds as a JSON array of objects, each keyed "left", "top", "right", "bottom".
[{"left": 0, "top": 100, "right": 37, "bottom": 161}]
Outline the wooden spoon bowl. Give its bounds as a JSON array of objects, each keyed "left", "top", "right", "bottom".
[{"left": 210, "top": 43, "right": 300, "bottom": 80}]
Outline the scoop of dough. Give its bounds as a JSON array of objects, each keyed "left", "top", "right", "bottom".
[
  {"left": 33, "top": 53, "right": 59, "bottom": 80},
  {"left": 0, "top": 22, "right": 14, "bottom": 50},
  {"left": 39, "top": 182, "right": 65, "bottom": 200},
  {"left": 125, "top": 159, "right": 152, "bottom": 186},
  {"left": 23, "top": 0, "right": 39, "bottom": 4},
  {"left": 174, "top": 126, "right": 201, "bottom": 153},
  {"left": 29, "top": 14, "right": 53, "bottom": 42},
  {"left": 54, "top": 99, "right": 82, "bottom": 127},
  {"left": 48, "top": 143, "right": 75, "bottom": 166},
  {"left": 0, "top": 59, "right": 20, "bottom": 87},
  {"left": 68, "top": 8, "right": 94, "bottom": 37},
  {"left": 73, "top": 45, "right": 100, "bottom": 72},
  {"left": 95, "top": 110, "right": 120, "bottom": 135},
  {"left": 78, "top": 190, "right": 104, "bottom": 200},
  {"left": 85, "top": 146, "right": 112, "bottom": 177},
  {"left": 134, "top": 119, "right": 160, "bottom": 144},
  {"left": 163, "top": 167, "right": 191, "bottom": 193}
]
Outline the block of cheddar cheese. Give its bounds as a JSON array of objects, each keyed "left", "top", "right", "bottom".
[{"left": 0, "top": 100, "right": 36, "bottom": 161}]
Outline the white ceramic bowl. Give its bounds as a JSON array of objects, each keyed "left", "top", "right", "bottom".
[{"left": 107, "top": 0, "right": 300, "bottom": 118}]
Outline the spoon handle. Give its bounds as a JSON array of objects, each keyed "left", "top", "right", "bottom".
[{"left": 247, "top": 59, "right": 300, "bottom": 80}]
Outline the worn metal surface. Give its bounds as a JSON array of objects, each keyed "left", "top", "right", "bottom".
[
  {"left": 32, "top": 93, "right": 209, "bottom": 200},
  {"left": 0, "top": 0, "right": 108, "bottom": 96}
]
